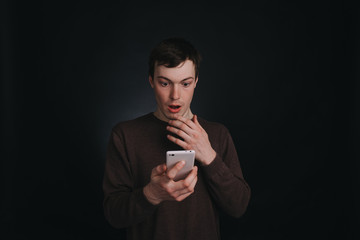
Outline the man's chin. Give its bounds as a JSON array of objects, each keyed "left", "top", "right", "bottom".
[
  {"left": 155, "top": 107, "right": 191, "bottom": 122},
  {"left": 165, "top": 112, "right": 186, "bottom": 121},
  {"left": 162, "top": 112, "right": 178, "bottom": 121},
  {"left": 166, "top": 110, "right": 193, "bottom": 120},
  {"left": 154, "top": 110, "right": 178, "bottom": 122}
]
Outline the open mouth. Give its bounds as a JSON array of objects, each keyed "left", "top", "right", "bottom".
[
  {"left": 168, "top": 105, "right": 181, "bottom": 113},
  {"left": 169, "top": 105, "right": 180, "bottom": 109}
]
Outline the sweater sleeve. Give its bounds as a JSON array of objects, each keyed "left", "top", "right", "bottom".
[
  {"left": 201, "top": 126, "right": 251, "bottom": 218},
  {"left": 103, "top": 130, "right": 158, "bottom": 228}
]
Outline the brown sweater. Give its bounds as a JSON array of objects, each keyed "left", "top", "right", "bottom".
[{"left": 103, "top": 113, "right": 250, "bottom": 240}]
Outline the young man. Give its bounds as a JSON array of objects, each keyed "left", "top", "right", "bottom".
[{"left": 103, "top": 38, "right": 251, "bottom": 240}]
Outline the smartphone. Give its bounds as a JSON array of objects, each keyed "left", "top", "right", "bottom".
[{"left": 166, "top": 150, "right": 195, "bottom": 181}]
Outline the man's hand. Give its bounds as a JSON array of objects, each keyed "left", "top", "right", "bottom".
[
  {"left": 166, "top": 115, "right": 216, "bottom": 166},
  {"left": 143, "top": 161, "right": 198, "bottom": 205}
]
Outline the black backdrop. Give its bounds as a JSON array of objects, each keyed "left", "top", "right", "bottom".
[{"left": 2, "top": 1, "right": 359, "bottom": 239}]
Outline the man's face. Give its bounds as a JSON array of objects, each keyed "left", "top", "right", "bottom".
[{"left": 149, "top": 60, "right": 198, "bottom": 122}]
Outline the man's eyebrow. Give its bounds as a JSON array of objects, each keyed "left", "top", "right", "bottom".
[
  {"left": 181, "top": 77, "right": 194, "bottom": 82},
  {"left": 157, "top": 76, "right": 172, "bottom": 81},
  {"left": 157, "top": 76, "right": 194, "bottom": 82}
]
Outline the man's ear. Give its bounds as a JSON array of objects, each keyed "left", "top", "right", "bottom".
[
  {"left": 149, "top": 75, "right": 154, "bottom": 88},
  {"left": 194, "top": 77, "right": 198, "bottom": 88}
]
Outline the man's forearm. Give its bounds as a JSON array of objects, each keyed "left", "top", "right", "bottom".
[
  {"left": 201, "top": 155, "right": 251, "bottom": 218},
  {"left": 104, "top": 188, "right": 158, "bottom": 229}
]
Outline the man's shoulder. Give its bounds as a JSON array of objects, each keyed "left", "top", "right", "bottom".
[
  {"left": 198, "top": 117, "right": 233, "bottom": 150},
  {"left": 198, "top": 116, "right": 229, "bottom": 135}
]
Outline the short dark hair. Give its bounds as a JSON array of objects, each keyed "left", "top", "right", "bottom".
[{"left": 148, "top": 37, "right": 202, "bottom": 79}]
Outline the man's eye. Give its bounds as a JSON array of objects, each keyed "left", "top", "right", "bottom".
[
  {"left": 160, "top": 82, "right": 169, "bottom": 87},
  {"left": 182, "top": 82, "right": 191, "bottom": 87}
]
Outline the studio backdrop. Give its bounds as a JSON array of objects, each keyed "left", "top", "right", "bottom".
[{"left": 2, "top": 1, "right": 358, "bottom": 240}]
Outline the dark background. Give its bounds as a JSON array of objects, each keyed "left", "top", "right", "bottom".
[{"left": 1, "top": 1, "right": 359, "bottom": 239}]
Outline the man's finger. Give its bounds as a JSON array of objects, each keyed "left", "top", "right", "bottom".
[
  {"left": 175, "top": 180, "right": 198, "bottom": 201},
  {"left": 152, "top": 164, "right": 167, "bottom": 177},
  {"left": 175, "top": 115, "right": 197, "bottom": 130},
  {"left": 184, "top": 166, "right": 198, "bottom": 184},
  {"left": 193, "top": 114, "right": 199, "bottom": 125},
  {"left": 174, "top": 192, "right": 193, "bottom": 202},
  {"left": 167, "top": 125, "right": 191, "bottom": 141},
  {"left": 171, "top": 166, "right": 198, "bottom": 195},
  {"left": 193, "top": 115, "right": 204, "bottom": 130},
  {"left": 166, "top": 160, "right": 185, "bottom": 180},
  {"left": 167, "top": 134, "right": 189, "bottom": 150},
  {"left": 168, "top": 120, "right": 193, "bottom": 136}
]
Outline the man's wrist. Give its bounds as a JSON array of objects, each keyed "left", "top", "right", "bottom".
[
  {"left": 201, "top": 150, "right": 217, "bottom": 166},
  {"left": 143, "top": 184, "right": 161, "bottom": 205}
]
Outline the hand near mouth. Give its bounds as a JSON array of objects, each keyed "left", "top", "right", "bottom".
[{"left": 166, "top": 114, "right": 217, "bottom": 166}]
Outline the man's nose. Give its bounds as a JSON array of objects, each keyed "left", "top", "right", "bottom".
[{"left": 170, "top": 85, "right": 180, "bottom": 100}]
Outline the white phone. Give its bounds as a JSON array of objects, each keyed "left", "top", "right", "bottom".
[{"left": 166, "top": 150, "right": 195, "bottom": 181}]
